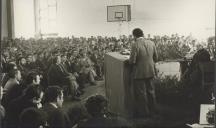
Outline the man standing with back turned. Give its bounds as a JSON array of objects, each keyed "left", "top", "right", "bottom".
[{"left": 129, "top": 28, "right": 158, "bottom": 118}]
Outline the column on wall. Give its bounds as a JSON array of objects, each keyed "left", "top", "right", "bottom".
[{"left": 1, "top": 0, "right": 14, "bottom": 39}]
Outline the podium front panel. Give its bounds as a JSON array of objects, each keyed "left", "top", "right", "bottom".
[{"left": 105, "top": 52, "right": 133, "bottom": 118}]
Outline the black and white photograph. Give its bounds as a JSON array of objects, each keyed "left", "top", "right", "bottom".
[{"left": 0, "top": 0, "right": 215, "bottom": 128}]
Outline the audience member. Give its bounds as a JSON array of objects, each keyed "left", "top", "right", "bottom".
[
  {"left": 48, "top": 55, "right": 80, "bottom": 101},
  {"left": 2, "top": 69, "right": 23, "bottom": 108},
  {"left": 24, "top": 71, "right": 41, "bottom": 87},
  {"left": 67, "top": 103, "right": 89, "bottom": 128},
  {"left": 5, "top": 85, "right": 44, "bottom": 128},
  {"left": 19, "top": 107, "right": 47, "bottom": 128},
  {"left": 17, "top": 57, "right": 28, "bottom": 79},
  {"left": 78, "top": 95, "right": 131, "bottom": 128},
  {"left": 1, "top": 62, "right": 18, "bottom": 88},
  {"left": 79, "top": 50, "right": 97, "bottom": 86},
  {"left": 0, "top": 86, "right": 5, "bottom": 127},
  {"left": 42, "top": 86, "right": 71, "bottom": 128}
]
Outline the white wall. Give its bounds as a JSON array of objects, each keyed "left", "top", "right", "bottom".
[
  {"left": 14, "top": 0, "right": 215, "bottom": 40},
  {"left": 14, "top": 0, "right": 35, "bottom": 38},
  {"left": 131, "top": 0, "right": 215, "bottom": 40}
]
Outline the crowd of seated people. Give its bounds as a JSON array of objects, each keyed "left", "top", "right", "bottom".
[
  {"left": 1, "top": 34, "right": 200, "bottom": 78},
  {"left": 1, "top": 34, "right": 206, "bottom": 79},
  {"left": 0, "top": 80, "right": 131, "bottom": 128},
  {"left": 0, "top": 35, "right": 134, "bottom": 128},
  {"left": 0, "top": 34, "right": 211, "bottom": 128},
  {"left": 0, "top": 36, "right": 131, "bottom": 128}
]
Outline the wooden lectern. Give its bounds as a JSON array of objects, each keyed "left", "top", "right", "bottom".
[{"left": 105, "top": 52, "right": 133, "bottom": 118}]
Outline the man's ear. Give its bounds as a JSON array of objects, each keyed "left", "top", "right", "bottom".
[
  {"left": 33, "top": 79, "right": 36, "bottom": 84},
  {"left": 57, "top": 95, "right": 59, "bottom": 100},
  {"left": 32, "top": 97, "right": 38, "bottom": 103},
  {"left": 39, "top": 125, "right": 44, "bottom": 128},
  {"left": 57, "top": 95, "right": 61, "bottom": 101}
]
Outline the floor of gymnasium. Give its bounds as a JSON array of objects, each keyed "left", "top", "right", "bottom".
[
  {"left": 63, "top": 80, "right": 105, "bottom": 110},
  {"left": 62, "top": 80, "right": 195, "bottom": 128}
]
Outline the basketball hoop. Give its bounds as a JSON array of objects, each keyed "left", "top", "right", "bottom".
[
  {"left": 107, "top": 5, "right": 131, "bottom": 37},
  {"left": 115, "top": 12, "right": 123, "bottom": 20}
]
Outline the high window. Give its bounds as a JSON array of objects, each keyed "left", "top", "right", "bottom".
[{"left": 35, "top": 0, "right": 57, "bottom": 38}]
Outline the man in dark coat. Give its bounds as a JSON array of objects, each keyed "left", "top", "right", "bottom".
[
  {"left": 47, "top": 55, "right": 80, "bottom": 101},
  {"left": 129, "top": 28, "right": 158, "bottom": 118},
  {"left": 5, "top": 85, "right": 44, "bottom": 128},
  {"left": 78, "top": 95, "right": 131, "bottom": 128},
  {"left": 48, "top": 55, "right": 66, "bottom": 86},
  {"left": 2, "top": 69, "right": 23, "bottom": 108},
  {"left": 41, "top": 86, "right": 71, "bottom": 128},
  {"left": 19, "top": 107, "right": 47, "bottom": 128},
  {"left": 0, "top": 86, "right": 5, "bottom": 128}
]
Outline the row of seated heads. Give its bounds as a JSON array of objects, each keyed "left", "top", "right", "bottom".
[
  {"left": 19, "top": 90, "right": 108, "bottom": 128},
  {"left": 0, "top": 74, "right": 108, "bottom": 128}
]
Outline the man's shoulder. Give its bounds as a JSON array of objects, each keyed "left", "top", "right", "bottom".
[
  {"left": 142, "top": 39, "right": 156, "bottom": 47},
  {"left": 42, "top": 104, "right": 64, "bottom": 113},
  {"left": 42, "top": 103, "right": 55, "bottom": 111},
  {"left": 78, "top": 117, "right": 111, "bottom": 128},
  {"left": 110, "top": 117, "right": 132, "bottom": 128},
  {"left": 5, "top": 79, "right": 20, "bottom": 91},
  {"left": 0, "top": 105, "right": 5, "bottom": 118},
  {"left": 48, "top": 64, "right": 59, "bottom": 71},
  {"left": 48, "top": 64, "right": 55, "bottom": 70},
  {"left": 142, "top": 39, "right": 154, "bottom": 44},
  {"left": 135, "top": 39, "right": 152, "bottom": 46},
  {"left": 5, "top": 78, "right": 16, "bottom": 85},
  {"left": 9, "top": 95, "right": 22, "bottom": 105}
]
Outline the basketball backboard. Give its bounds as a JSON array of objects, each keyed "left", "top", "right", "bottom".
[{"left": 107, "top": 5, "right": 131, "bottom": 22}]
